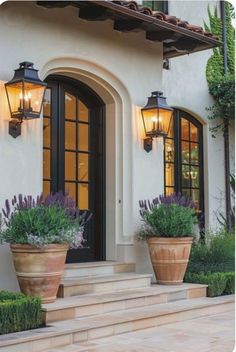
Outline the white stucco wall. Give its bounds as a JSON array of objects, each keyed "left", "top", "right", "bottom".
[
  {"left": 0, "top": 1, "right": 234, "bottom": 289},
  {"left": 163, "top": 0, "right": 234, "bottom": 230},
  {"left": 0, "top": 1, "right": 164, "bottom": 289}
]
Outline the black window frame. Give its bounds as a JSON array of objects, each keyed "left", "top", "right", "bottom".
[{"left": 164, "top": 109, "right": 205, "bottom": 229}]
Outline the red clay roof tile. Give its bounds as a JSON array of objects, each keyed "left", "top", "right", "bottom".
[{"left": 112, "top": 0, "right": 219, "bottom": 40}]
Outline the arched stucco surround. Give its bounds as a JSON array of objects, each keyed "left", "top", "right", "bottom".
[
  {"left": 171, "top": 106, "right": 210, "bottom": 229},
  {"left": 41, "top": 57, "right": 135, "bottom": 261}
]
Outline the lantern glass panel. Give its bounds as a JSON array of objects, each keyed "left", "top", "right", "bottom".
[
  {"left": 158, "top": 108, "right": 173, "bottom": 135},
  {"left": 23, "top": 81, "right": 46, "bottom": 114},
  {"left": 142, "top": 108, "right": 172, "bottom": 136},
  {"left": 5, "top": 82, "right": 24, "bottom": 116},
  {"left": 142, "top": 108, "right": 158, "bottom": 135}
]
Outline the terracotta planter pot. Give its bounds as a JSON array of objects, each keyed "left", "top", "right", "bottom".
[
  {"left": 10, "top": 244, "right": 68, "bottom": 303},
  {"left": 147, "top": 237, "right": 193, "bottom": 285}
]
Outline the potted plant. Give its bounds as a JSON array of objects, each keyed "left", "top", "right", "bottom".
[
  {"left": 0, "top": 192, "right": 91, "bottom": 303},
  {"left": 138, "top": 194, "right": 198, "bottom": 285}
]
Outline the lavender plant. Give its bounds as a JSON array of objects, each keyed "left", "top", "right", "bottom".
[
  {"left": 0, "top": 192, "right": 91, "bottom": 248},
  {"left": 138, "top": 193, "right": 198, "bottom": 239}
]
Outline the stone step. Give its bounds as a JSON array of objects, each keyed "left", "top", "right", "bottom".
[
  {"left": 57, "top": 273, "right": 152, "bottom": 298},
  {"left": 63, "top": 261, "right": 135, "bottom": 278},
  {"left": 43, "top": 283, "right": 207, "bottom": 324},
  {"left": 0, "top": 295, "right": 233, "bottom": 352}
]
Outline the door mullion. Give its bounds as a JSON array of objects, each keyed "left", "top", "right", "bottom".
[{"left": 58, "top": 83, "right": 65, "bottom": 192}]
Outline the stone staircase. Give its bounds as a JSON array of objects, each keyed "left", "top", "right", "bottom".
[{"left": 0, "top": 261, "right": 234, "bottom": 352}]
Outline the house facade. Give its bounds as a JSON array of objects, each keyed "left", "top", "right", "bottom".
[{"left": 0, "top": 0, "right": 234, "bottom": 291}]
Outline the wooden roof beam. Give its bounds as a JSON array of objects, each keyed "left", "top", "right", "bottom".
[
  {"left": 114, "top": 19, "right": 143, "bottom": 32},
  {"left": 146, "top": 30, "right": 177, "bottom": 42},
  {"left": 78, "top": 5, "right": 109, "bottom": 21}
]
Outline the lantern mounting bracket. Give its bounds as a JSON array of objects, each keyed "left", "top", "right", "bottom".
[
  {"left": 144, "top": 137, "right": 153, "bottom": 153},
  {"left": 9, "top": 119, "right": 22, "bottom": 139}
]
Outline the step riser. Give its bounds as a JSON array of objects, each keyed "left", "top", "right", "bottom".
[
  {"left": 63, "top": 263, "right": 135, "bottom": 278},
  {"left": 86, "top": 302, "right": 233, "bottom": 340},
  {"left": 58, "top": 277, "right": 151, "bottom": 298},
  {"left": 7, "top": 302, "right": 233, "bottom": 352},
  {"left": 44, "top": 287, "right": 207, "bottom": 324}
]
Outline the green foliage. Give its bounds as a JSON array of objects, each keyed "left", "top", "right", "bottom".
[
  {"left": 0, "top": 291, "right": 42, "bottom": 334},
  {"left": 184, "top": 272, "right": 228, "bottom": 297},
  {"left": 139, "top": 203, "right": 198, "bottom": 239},
  {"left": 188, "top": 229, "right": 235, "bottom": 273},
  {"left": 185, "top": 230, "right": 235, "bottom": 297},
  {"left": 207, "top": 74, "right": 235, "bottom": 134},
  {"left": 204, "top": 2, "right": 235, "bottom": 134},
  {"left": 204, "top": 5, "right": 224, "bottom": 83},
  {"left": 224, "top": 272, "right": 235, "bottom": 294},
  {"left": 204, "top": 2, "right": 235, "bottom": 84},
  {"left": 0, "top": 205, "right": 80, "bottom": 247}
]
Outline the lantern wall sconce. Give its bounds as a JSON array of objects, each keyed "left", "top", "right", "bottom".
[
  {"left": 5, "top": 62, "right": 47, "bottom": 138},
  {"left": 141, "top": 91, "right": 173, "bottom": 152}
]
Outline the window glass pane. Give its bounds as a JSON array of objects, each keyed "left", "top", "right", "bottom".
[
  {"left": 190, "top": 143, "right": 199, "bottom": 165},
  {"left": 182, "top": 165, "right": 190, "bottom": 188},
  {"left": 43, "top": 181, "right": 50, "bottom": 199},
  {"left": 78, "top": 153, "right": 89, "bottom": 181},
  {"left": 78, "top": 183, "right": 89, "bottom": 210},
  {"left": 65, "top": 183, "right": 76, "bottom": 202},
  {"left": 78, "top": 124, "right": 89, "bottom": 151},
  {"left": 65, "top": 93, "right": 76, "bottom": 120},
  {"left": 43, "top": 118, "right": 51, "bottom": 148},
  {"left": 190, "top": 123, "right": 198, "bottom": 142},
  {"left": 165, "top": 139, "right": 174, "bottom": 162},
  {"left": 165, "top": 163, "right": 174, "bottom": 187},
  {"left": 65, "top": 152, "right": 76, "bottom": 181},
  {"left": 181, "top": 118, "right": 189, "bottom": 140},
  {"left": 191, "top": 166, "right": 199, "bottom": 188},
  {"left": 182, "top": 189, "right": 191, "bottom": 199},
  {"left": 182, "top": 142, "right": 190, "bottom": 164},
  {"left": 43, "top": 149, "right": 50, "bottom": 179},
  {"left": 78, "top": 101, "right": 89, "bottom": 122},
  {"left": 143, "top": 1, "right": 164, "bottom": 11},
  {"left": 192, "top": 189, "right": 200, "bottom": 210},
  {"left": 65, "top": 121, "right": 76, "bottom": 150},
  {"left": 165, "top": 187, "right": 175, "bottom": 196},
  {"left": 43, "top": 88, "right": 51, "bottom": 117}
]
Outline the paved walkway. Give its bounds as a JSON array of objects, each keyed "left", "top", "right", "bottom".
[{"left": 76, "top": 309, "right": 235, "bottom": 352}]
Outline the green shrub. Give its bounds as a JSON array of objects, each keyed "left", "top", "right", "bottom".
[
  {"left": 139, "top": 204, "right": 197, "bottom": 239},
  {"left": 184, "top": 272, "right": 227, "bottom": 297},
  {"left": 224, "top": 272, "right": 235, "bottom": 295},
  {"left": 0, "top": 291, "right": 42, "bottom": 335},
  {"left": 188, "top": 230, "right": 235, "bottom": 273}
]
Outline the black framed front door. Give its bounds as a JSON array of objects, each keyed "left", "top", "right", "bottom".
[{"left": 43, "top": 75, "right": 105, "bottom": 263}]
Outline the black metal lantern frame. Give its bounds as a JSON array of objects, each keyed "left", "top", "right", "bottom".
[
  {"left": 5, "top": 62, "right": 47, "bottom": 138},
  {"left": 141, "top": 91, "right": 173, "bottom": 152}
]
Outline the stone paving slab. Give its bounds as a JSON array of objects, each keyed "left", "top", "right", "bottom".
[{"left": 71, "top": 310, "right": 235, "bottom": 352}]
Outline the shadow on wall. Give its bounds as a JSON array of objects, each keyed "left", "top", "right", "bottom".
[{"left": 0, "top": 244, "right": 20, "bottom": 292}]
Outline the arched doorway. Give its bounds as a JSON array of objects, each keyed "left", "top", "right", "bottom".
[
  {"left": 42, "top": 75, "right": 106, "bottom": 263},
  {"left": 164, "top": 109, "right": 204, "bottom": 227}
]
